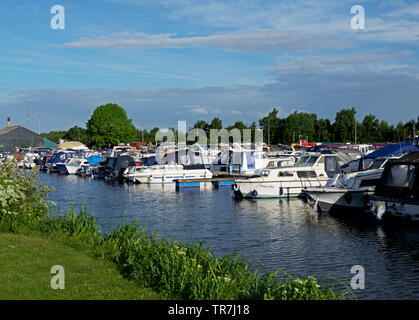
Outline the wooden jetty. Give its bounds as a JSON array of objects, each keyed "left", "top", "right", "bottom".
[{"left": 175, "top": 175, "right": 238, "bottom": 189}]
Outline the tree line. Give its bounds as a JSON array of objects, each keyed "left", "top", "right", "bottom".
[{"left": 41, "top": 104, "right": 419, "bottom": 148}]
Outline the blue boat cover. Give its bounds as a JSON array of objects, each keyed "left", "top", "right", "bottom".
[
  {"left": 364, "top": 143, "right": 419, "bottom": 159},
  {"left": 358, "top": 143, "right": 419, "bottom": 170},
  {"left": 87, "top": 155, "right": 103, "bottom": 165},
  {"left": 142, "top": 156, "right": 157, "bottom": 166}
]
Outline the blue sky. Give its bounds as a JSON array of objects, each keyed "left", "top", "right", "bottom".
[{"left": 0, "top": 0, "right": 418, "bottom": 132}]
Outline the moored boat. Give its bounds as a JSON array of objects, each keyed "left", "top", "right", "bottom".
[
  {"left": 233, "top": 154, "right": 341, "bottom": 199},
  {"left": 367, "top": 152, "right": 419, "bottom": 222}
]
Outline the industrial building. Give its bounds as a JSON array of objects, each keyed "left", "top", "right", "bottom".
[{"left": 0, "top": 119, "right": 56, "bottom": 152}]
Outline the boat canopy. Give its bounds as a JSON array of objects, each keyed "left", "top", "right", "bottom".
[
  {"left": 47, "top": 151, "right": 73, "bottom": 164},
  {"left": 364, "top": 143, "right": 419, "bottom": 160},
  {"left": 374, "top": 152, "right": 419, "bottom": 201},
  {"left": 141, "top": 156, "right": 157, "bottom": 166},
  {"left": 359, "top": 143, "right": 419, "bottom": 170},
  {"left": 87, "top": 155, "right": 103, "bottom": 165}
]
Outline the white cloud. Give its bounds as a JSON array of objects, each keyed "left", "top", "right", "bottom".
[
  {"left": 185, "top": 106, "right": 209, "bottom": 115},
  {"left": 56, "top": 29, "right": 351, "bottom": 52}
]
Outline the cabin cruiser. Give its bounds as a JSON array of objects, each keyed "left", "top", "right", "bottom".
[
  {"left": 211, "top": 149, "right": 294, "bottom": 176},
  {"left": 126, "top": 164, "right": 213, "bottom": 184},
  {"left": 302, "top": 158, "right": 391, "bottom": 212},
  {"left": 233, "top": 154, "right": 341, "bottom": 199},
  {"left": 367, "top": 152, "right": 419, "bottom": 222},
  {"left": 56, "top": 157, "right": 90, "bottom": 175},
  {"left": 301, "top": 145, "right": 419, "bottom": 213}
]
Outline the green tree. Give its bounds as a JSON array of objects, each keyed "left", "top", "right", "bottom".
[
  {"left": 258, "top": 108, "right": 280, "bottom": 144},
  {"left": 63, "top": 126, "right": 90, "bottom": 145},
  {"left": 193, "top": 120, "right": 209, "bottom": 133},
  {"left": 40, "top": 131, "right": 67, "bottom": 143},
  {"left": 86, "top": 103, "right": 137, "bottom": 148},
  {"left": 361, "top": 114, "right": 379, "bottom": 143},
  {"left": 333, "top": 108, "right": 357, "bottom": 142},
  {"left": 315, "top": 119, "right": 332, "bottom": 142},
  {"left": 209, "top": 117, "right": 223, "bottom": 131},
  {"left": 280, "top": 111, "right": 317, "bottom": 144}
]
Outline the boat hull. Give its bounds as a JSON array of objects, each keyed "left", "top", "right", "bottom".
[
  {"left": 304, "top": 188, "right": 369, "bottom": 212},
  {"left": 128, "top": 169, "right": 212, "bottom": 184},
  {"left": 368, "top": 196, "right": 419, "bottom": 222},
  {"left": 235, "top": 179, "right": 328, "bottom": 199}
]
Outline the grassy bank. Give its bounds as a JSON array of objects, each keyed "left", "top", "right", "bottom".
[
  {"left": 0, "top": 233, "right": 160, "bottom": 299},
  {"left": 0, "top": 161, "right": 352, "bottom": 300}
]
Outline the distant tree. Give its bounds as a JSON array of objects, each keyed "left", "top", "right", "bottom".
[
  {"left": 209, "top": 117, "right": 223, "bottom": 131},
  {"left": 280, "top": 111, "right": 317, "bottom": 144},
  {"left": 63, "top": 126, "right": 90, "bottom": 145},
  {"left": 315, "top": 119, "right": 332, "bottom": 142},
  {"left": 333, "top": 108, "right": 357, "bottom": 142},
  {"left": 41, "top": 131, "right": 67, "bottom": 143},
  {"left": 258, "top": 108, "right": 280, "bottom": 144},
  {"left": 378, "top": 120, "right": 396, "bottom": 142},
  {"left": 361, "top": 114, "right": 380, "bottom": 143},
  {"left": 86, "top": 103, "right": 137, "bottom": 148},
  {"left": 193, "top": 120, "right": 209, "bottom": 133}
]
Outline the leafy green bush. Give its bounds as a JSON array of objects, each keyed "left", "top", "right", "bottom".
[{"left": 0, "top": 160, "right": 54, "bottom": 222}]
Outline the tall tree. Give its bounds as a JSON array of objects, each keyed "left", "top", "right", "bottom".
[
  {"left": 315, "top": 119, "right": 332, "bottom": 142},
  {"left": 333, "top": 108, "right": 357, "bottom": 142},
  {"left": 86, "top": 103, "right": 137, "bottom": 148},
  {"left": 258, "top": 108, "right": 280, "bottom": 144},
  {"left": 63, "top": 126, "right": 90, "bottom": 145},
  {"left": 361, "top": 114, "right": 379, "bottom": 143},
  {"left": 209, "top": 117, "right": 223, "bottom": 131}
]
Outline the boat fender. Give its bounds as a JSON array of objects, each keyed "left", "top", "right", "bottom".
[
  {"left": 280, "top": 187, "right": 284, "bottom": 195},
  {"left": 252, "top": 190, "right": 258, "bottom": 197},
  {"left": 233, "top": 184, "right": 240, "bottom": 192}
]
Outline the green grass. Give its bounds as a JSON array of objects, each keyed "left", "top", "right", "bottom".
[
  {"left": 0, "top": 208, "right": 353, "bottom": 300},
  {"left": 0, "top": 233, "right": 161, "bottom": 300}
]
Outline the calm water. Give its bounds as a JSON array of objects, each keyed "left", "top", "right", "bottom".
[{"left": 39, "top": 172, "right": 419, "bottom": 300}]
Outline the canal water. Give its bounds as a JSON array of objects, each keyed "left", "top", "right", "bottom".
[{"left": 39, "top": 172, "right": 419, "bottom": 300}]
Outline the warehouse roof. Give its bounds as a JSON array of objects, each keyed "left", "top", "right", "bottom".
[{"left": 0, "top": 126, "right": 22, "bottom": 136}]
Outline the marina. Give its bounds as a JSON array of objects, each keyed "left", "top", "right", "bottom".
[
  {"left": 4, "top": 136, "right": 419, "bottom": 299},
  {"left": 37, "top": 170, "right": 419, "bottom": 300}
]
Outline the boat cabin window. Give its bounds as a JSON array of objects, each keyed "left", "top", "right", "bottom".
[
  {"left": 385, "top": 164, "right": 416, "bottom": 188},
  {"left": 368, "top": 159, "right": 386, "bottom": 170},
  {"left": 278, "top": 171, "right": 294, "bottom": 177},
  {"left": 295, "top": 155, "right": 319, "bottom": 167},
  {"left": 260, "top": 170, "right": 270, "bottom": 177},
  {"left": 297, "top": 171, "right": 317, "bottom": 178}
]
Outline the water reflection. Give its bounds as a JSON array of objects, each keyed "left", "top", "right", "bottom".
[{"left": 40, "top": 172, "right": 419, "bottom": 299}]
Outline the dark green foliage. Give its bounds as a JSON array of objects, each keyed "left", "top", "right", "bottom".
[{"left": 86, "top": 103, "right": 138, "bottom": 148}]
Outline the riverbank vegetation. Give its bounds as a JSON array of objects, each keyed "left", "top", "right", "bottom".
[
  {"left": 41, "top": 103, "right": 419, "bottom": 147},
  {"left": 0, "top": 161, "right": 352, "bottom": 300}
]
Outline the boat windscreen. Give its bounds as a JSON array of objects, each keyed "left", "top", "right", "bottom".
[
  {"left": 295, "top": 155, "right": 319, "bottom": 167},
  {"left": 368, "top": 158, "right": 386, "bottom": 170},
  {"left": 385, "top": 164, "right": 416, "bottom": 188}
]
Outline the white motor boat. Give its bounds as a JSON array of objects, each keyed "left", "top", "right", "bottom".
[
  {"left": 303, "top": 157, "right": 396, "bottom": 212},
  {"left": 367, "top": 152, "right": 419, "bottom": 222},
  {"left": 211, "top": 148, "right": 293, "bottom": 176},
  {"left": 126, "top": 164, "right": 213, "bottom": 184},
  {"left": 233, "top": 154, "right": 341, "bottom": 199},
  {"left": 58, "top": 157, "right": 90, "bottom": 175}
]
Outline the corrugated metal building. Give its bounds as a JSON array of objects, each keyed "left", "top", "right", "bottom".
[{"left": 0, "top": 126, "right": 45, "bottom": 152}]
